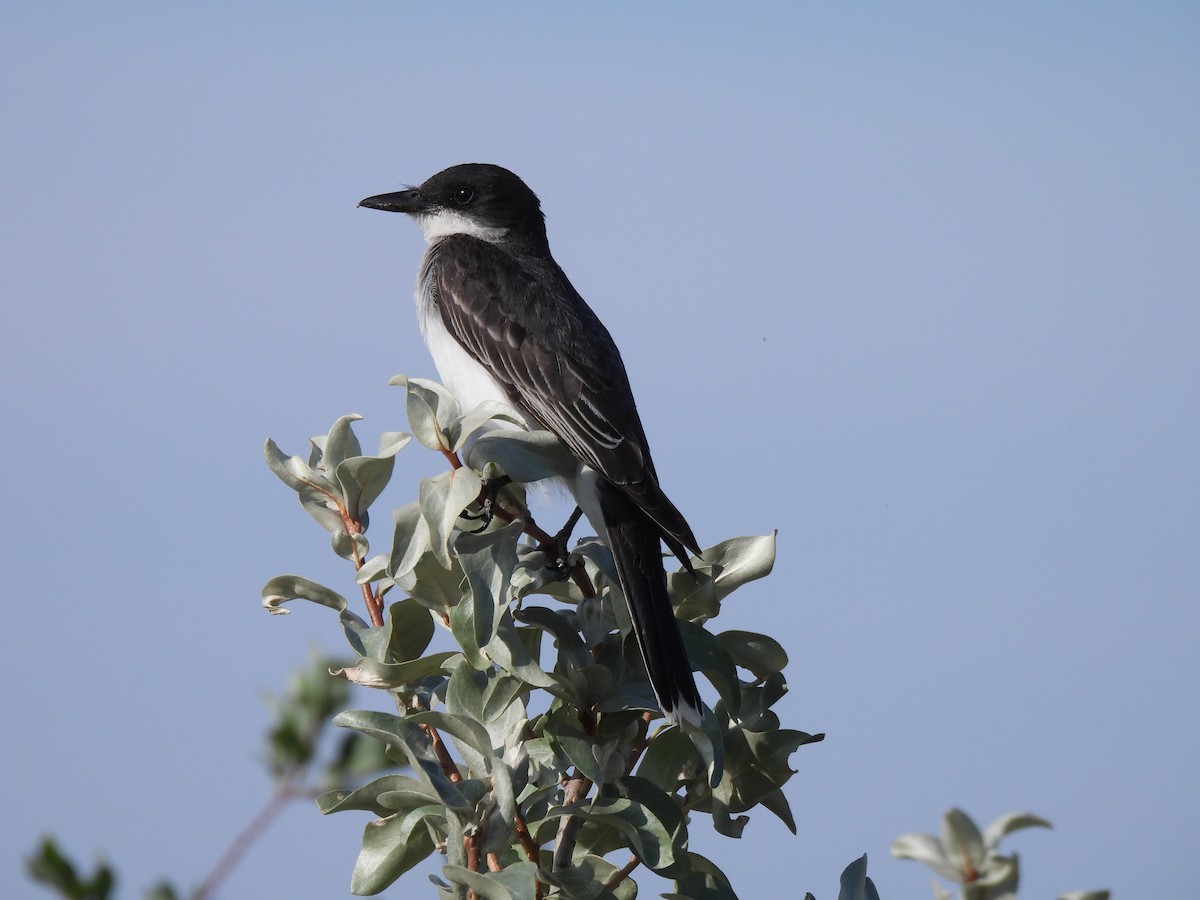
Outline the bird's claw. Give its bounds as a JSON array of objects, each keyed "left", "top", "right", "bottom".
[{"left": 458, "top": 474, "right": 514, "bottom": 534}]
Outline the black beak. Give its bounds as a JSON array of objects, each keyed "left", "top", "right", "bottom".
[{"left": 358, "top": 188, "right": 433, "bottom": 214}]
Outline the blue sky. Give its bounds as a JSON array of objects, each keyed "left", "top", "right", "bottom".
[{"left": 2, "top": 3, "right": 1197, "bottom": 898}]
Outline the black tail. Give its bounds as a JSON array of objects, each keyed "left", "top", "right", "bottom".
[{"left": 598, "top": 480, "right": 702, "bottom": 726}]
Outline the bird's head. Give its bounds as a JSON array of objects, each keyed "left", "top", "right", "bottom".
[{"left": 359, "top": 163, "right": 547, "bottom": 250}]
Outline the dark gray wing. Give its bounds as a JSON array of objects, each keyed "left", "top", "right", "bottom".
[{"left": 426, "top": 235, "right": 700, "bottom": 561}]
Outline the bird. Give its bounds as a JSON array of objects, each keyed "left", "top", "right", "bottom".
[{"left": 360, "top": 163, "right": 702, "bottom": 726}]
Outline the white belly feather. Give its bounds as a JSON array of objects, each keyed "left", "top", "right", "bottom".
[{"left": 413, "top": 272, "right": 605, "bottom": 540}]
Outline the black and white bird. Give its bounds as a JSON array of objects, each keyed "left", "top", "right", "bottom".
[{"left": 360, "top": 163, "right": 702, "bottom": 726}]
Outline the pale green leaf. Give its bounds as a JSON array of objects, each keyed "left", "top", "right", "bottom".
[
  {"left": 324, "top": 414, "right": 364, "bottom": 472},
  {"left": 401, "top": 551, "right": 465, "bottom": 616},
  {"left": 419, "top": 467, "right": 483, "bottom": 568},
  {"left": 982, "top": 811, "right": 1052, "bottom": 851},
  {"left": 397, "top": 375, "right": 461, "bottom": 452},
  {"left": 389, "top": 502, "right": 431, "bottom": 579},
  {"left": 333, "top": 710, "right": 471, "bottom": 810},
  {"left": 317, "top": 774, "right": 435, "bottom": 816},
  {"left": 261, "top": 575, "right": 347, "bottom": 614},
  {"left": 890, "top": 833, "right": 961, "bottom": 882},
  {"left": 331, "top": 654, "right": 458, "bottom": 689},
  {"left": 335, "top": 455, "right": 396, "bottom": 521},
  {"left": 451, "top": 401, "right": 528, "bottom": 452},
  {"left": 385, "top": 597, "right": 437, "bottom": 662},
  {"left": 451, "top": 521, "right": 522, "bottom": 662},
  {"left": 464, "top": 430, "right": 579, "bottom": 483},
  {"left": 837, "top": 853, "right": 880, "bottom": 900},
  {"left": 350, "top": 806, "right": 437, "bottom": 895},
  {"left": 718, "top": 630, "right": 788, "bottom": 680},
  {"left": 669, "top": 852, "right": 739, "bottom": 900},
  {"left": 941, "top": 808, "right": 985, "bottom": 874},
  {"left": 442, "top": 862, "right": 541, "bottom": 900}
]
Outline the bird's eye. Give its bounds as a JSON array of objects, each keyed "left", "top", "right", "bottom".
[{"left": 452, "top": 186, "right": 474, "bottom": 205}]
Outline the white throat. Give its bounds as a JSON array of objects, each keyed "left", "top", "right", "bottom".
[{"left": 416, "top": 209, "right": 508, "bottom": 244}]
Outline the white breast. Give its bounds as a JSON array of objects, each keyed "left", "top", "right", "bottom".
[{"left": 416, "top": 292, "right": 510, "bottom": 412}]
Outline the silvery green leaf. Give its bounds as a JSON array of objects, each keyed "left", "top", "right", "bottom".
[
  {"left": 410, "top": 708, "right": 495, "bottom": 776},
  {"left": 685, "top": 702, "right": 726, "bottom": 790},
  {"left": 486, "top": 620, "right": 564, "bottom": 692},
  {"left": 718, "top": 630, "right": 788, "bottom": 680},
  {"left": 670, "top": 853, "right": 738, "bottom": 900},
  {"left": 1057, "top": 893, "right": 1110, "bottom": 900},
  {"left": 262, "top": 574, "right": 347, "bottom": 614},
  {"left": 452, "top": 520, "right": 522, "bottom": 662},
  {"left": 682, "top": 624, "right": 741, "bottom": 717},
  {"left": 445, "top": 659, "right": 489, "bottom": 724},
  {"left": 695, "top": 532, "right": 777, "bottom": 604},
  {"left": 332, "top": 654, "right": 458, "bottom": 690},
  {"left": 465, "top": 430, "right": 578, "bottom": 483},
  {"left": 514, "top": 606, "right": 587, "bottom": 657},
  {"left": 378, "top": 430, "right": 413, "bottom": 457},
  {"left": 317, "top": 773, "right": 435, "bottom": 816},
  {"left": 718, "top": 729, "right": 816, "bottom": 813},
  {"left": 265, "top": 439, "right": 347, "bottom": 531},
  {"left": 962, "top": 853, "right": 1018, "bottom": 900},
  {"left": 335, "top": 454, "right": 396, "bottom": 521},
  {"left": 349, "top": 804, "right": 437, "bottom": 895},
  {"left": 266, "top": 440, "right": 341, "bottom": 514},
  {"left": 553, "top": 783, "right": 682, "bottom": 874},
  {"left": 708, "top": 794, "right": 748, "bottom": 839},
  {"left": 480, "top": 679, "right": 528, "bottom": 750},
  {"left": 451, "top": 401, "right": 528, "bottom": 452},
  {"left": 891, "top": 832, "right": 961, "bottom": 882},
  {"left": 549, "top": 718, "right": 605, "bottom": 785},
  {"left": 356, "top": 553, "right": 390, "bottom": 585},
  {"left": 265, "top": 438, "right": 321, "bottom": 493},
  {"left": 307, "top": 434, "right": 326, "bottom": 470},
  {"left": 386, "top": 597, "right": 436, "bottom": 662},
  {"left": 837, "top": 854, "right": 880, "bottom": 900},
  {"left": 389, "top": 502, "right": 431, "bottom": 580},
  {"left": 480, "top": 757, "right": 518, "bottom": 855},
  {"left": 419, "top": 467, "right": 483, "bottom": 568},
  {"left": 394, "top": 374, "right": 461, "bottom": 452},
  {"left": 572, "top": 536, "right": 619, "bottom": 587},
  {"left": 402, "top": 551, "right": 465, "bottom": 617},
  {"left": 330, "top": 528, "right": 369, "bottom": 561},
  {"left": 667, "top": 566, "right": 721, "bottom": 623},
  {"left": 637, "top": 727, "right": 701, "bottom": 791},
  {"left": 511, "top": 545, "right": 575, "bottom": 599},
  {"left": 941, "top": 808, "right": 985, "bottom": 875},
  {"left": 758, "top": 786, "right": 797, "bottom": 834},
  {"left": 577, "top": 593, "right": 617, "bottom": 646},
  {"left": 441, "top": 862, "right": 540, "bottom": 900},
  {"left": 334, "top": 709, "right": 471, "bottom": 811},
  {"left": 299, "top": 494, "right": 346, "bottom": 533},
  {"left": 981, "top": 811, "right": 1052, "bottom": 851},
  {"left": 324, "top": 414, "right": 364, "bottom": 472},
  {"left": 544, "top": 853, "right": 636, "bottom": 900}
]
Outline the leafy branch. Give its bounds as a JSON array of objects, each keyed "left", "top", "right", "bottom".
[{"left": 262, "top": 375, "right": 821, "bottom": 898}]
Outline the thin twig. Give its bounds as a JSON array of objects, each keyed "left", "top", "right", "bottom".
[
  {"left": 191, "top": 780, "right": 297, "bottom": 900},
  {"left": 513, "top": 806, "right": 541, "bottom": 863},
  {"left": 422, "top": 722, "right": 463, "bottom": 783},
  {"left": 552, "top": 770, "right": 594, "bottom": 872},
  {"left": 624, "top": 711, "right": 655, "bottom": 775},
  {"left": 604, "top": 854, "right": 642, "bottom": 892}
]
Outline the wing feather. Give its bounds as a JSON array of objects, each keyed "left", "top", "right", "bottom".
[{"left": 426, "top": 235, "right": 699, "bottom": 558}]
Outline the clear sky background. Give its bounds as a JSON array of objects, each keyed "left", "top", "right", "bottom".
[{"left": 2, "top": 3, "right": 1197, "bottom": 898}]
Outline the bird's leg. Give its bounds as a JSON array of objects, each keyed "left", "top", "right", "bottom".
[
  {"left": 459, "top": 474, "right": 514, "bottom": 534},
  {"left": 544, "top": 506, "right": 584, "bottom": 570}
]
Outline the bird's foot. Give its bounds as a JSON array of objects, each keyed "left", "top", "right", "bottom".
[
  {"left": 540, "top": 506, "right": 583, "bottom": 573},
  {"left": 459, "top": 474, "right": 514, "bottom": 534}
]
